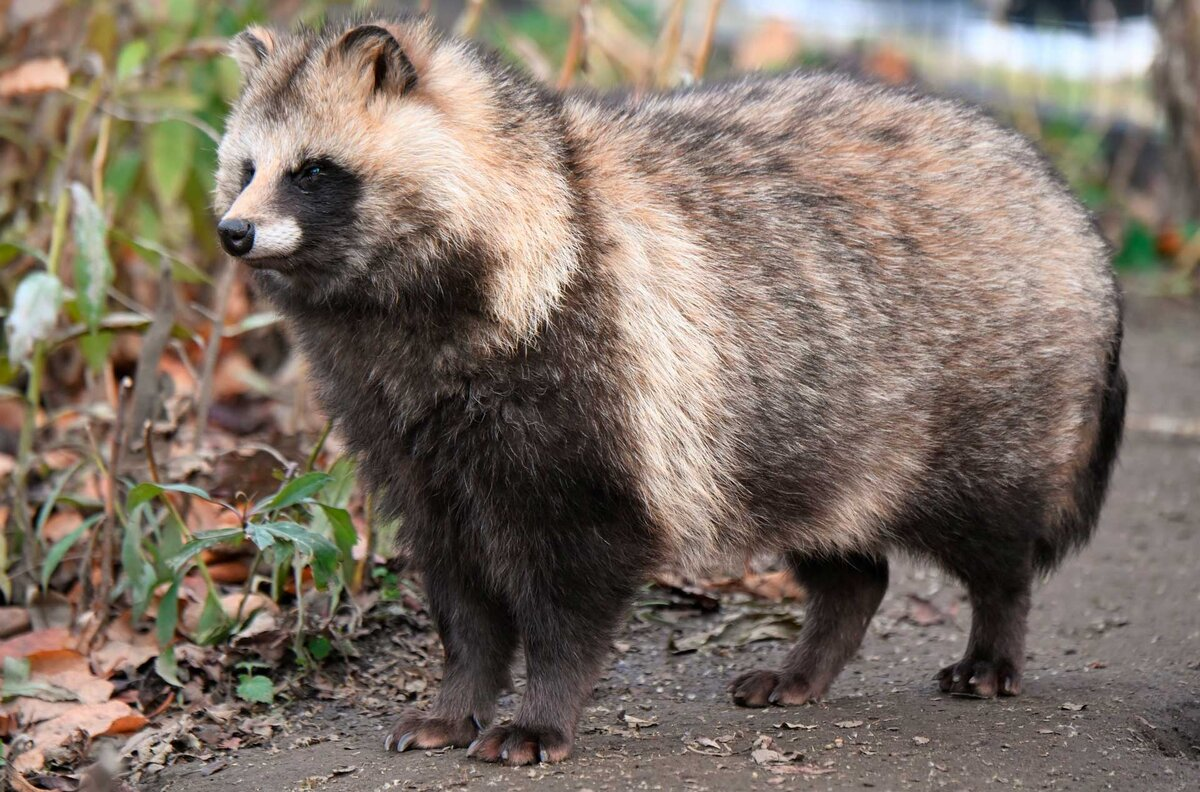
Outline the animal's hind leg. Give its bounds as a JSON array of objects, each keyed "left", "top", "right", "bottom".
[
  {"left": 731, "top": 553, "right": 888, "bottom": 707},
  {"left": 936, "top": 557, "right": 1032, "bottom": 698}
]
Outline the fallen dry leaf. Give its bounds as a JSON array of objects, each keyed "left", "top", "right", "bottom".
[
  {"left": 904, "top": 595, "right": 946, "bottom": 627},
  {"left": 182, "top": 592, "right": 278, "bottom": 637},
  {"left": 0, "top": 606, "right": 31, "bottom": 638},
  {"left": 40, "top": 449, "right": 82, "bottom": 471},
  {"left": 0, "top": 627, "right": 72, "bottom": 661},
  {"left": 0, "top": 57, "right": 70, "bottom": 98},
  {"left": 91, "top": 618, "right": 158, "bottom": 676},
  {"left": 752, "top": 747, "right": 788, "bottom": 765},
  {"left": 28, "top": 650, "right": 115, "bottom": 705},
  {"left": 740, "top": 570, "right": 806, "bottom": 601},
  {"left": 834, "top": 719, "right": 864, "bottom": 729},
  {"left": 705, "top": 570, "right": 806, "bottom": 601},
  {"left": 1061, "top": 702, "right": 1087, "bottom": 712},
  {"left": 687, "top": 736, "right": 733, "bottom": 756},
  {"left": 41, "top": 511, "right": 84, "bottom": 543},
  {"left": 622, "top": 713, "right": 657, "bottom": 729},
  {"left": 206, "top": 559, "right": 252, "bottom": 584},
  {"left": 11, "top": 699, "right": 147, "bottom": 773}
]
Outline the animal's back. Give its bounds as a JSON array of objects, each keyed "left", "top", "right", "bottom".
[{"left": 565, "top": 71, "right": 1122, "bottom": 567}]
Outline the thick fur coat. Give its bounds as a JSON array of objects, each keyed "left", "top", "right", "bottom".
[{"left": 214, "top": 17, "right": 1126, "bottom": 765}]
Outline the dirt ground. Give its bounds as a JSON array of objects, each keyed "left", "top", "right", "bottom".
[{"left": 150, "top": 292, "right": 1200, "bottom": 792}]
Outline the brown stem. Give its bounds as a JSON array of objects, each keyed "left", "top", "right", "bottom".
[
  {"left": 94, "top": 377, "right": 132, "bottom": 622},
  {"left": 129, "top": 263, "right": 175, "bottom": 447},
  {"left": 193, "top": 257, "right": 238, "bottom": 452},
  {"left": 91, "top": 114, "right": 112, "bottom": 213},
  {"left": 456, "top": 0, "right": 488, "bottom": 37},
  {"left": 692, "top": 0, "right": 724, "bottom": 81},
  {"left": 654, "top": 0, "right": 689, "bottom": 88},
  {"left": 557, "top": 0, "right": 593, "bottom": 91}
]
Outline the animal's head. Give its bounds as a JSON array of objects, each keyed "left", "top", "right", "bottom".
[{"left": 214, "top": 17, "right": 577, "bottom": 316}]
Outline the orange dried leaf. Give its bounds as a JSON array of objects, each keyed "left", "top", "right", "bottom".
[
  {"left": 0, "top": 57, "right": 70, "bottom": 98},
  {"left": 738, "top": 570, "right": 806, "bottom": 602},
  {"left": 7, "top": 698, "right": 75, "bottom": 726},
  {"left": 0, "top": 627, "right": 72, "bottom": 661},
  {"left": 28, "top": 650, "right": 115, "bottom": 705},
  {"left": 41, "top": 448, "right": 83, "bottom": 470},
  {"left": 91, "top": 634, "right": 158, "bottom": 677},
  {"left": 41, "top": 511, "right": 83, "bottom": 543},
  {"left": 10, "top": 700, "right": 146, "bottom": 773},
  {"left": 102, "top": 711, "right": 149, "bottom": 735},
  {"left": 206, "top": 559, "right": 251, "bottom": 584}
]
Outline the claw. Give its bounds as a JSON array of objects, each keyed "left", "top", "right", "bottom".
[
  {"left": 538, "top": 747, "right": 549, "bottom": 764},
  {"left": 466, "top": 738, "right": 481, "bottom": 757},
  {"left": 384, "top": 734, "right": 394, "bottom": 752},
  {"left": 471, "top": 714, "right": 484, "bottom": 731},
  {"left": 395, "top": 732, "right": 417, "bottom": 752}
]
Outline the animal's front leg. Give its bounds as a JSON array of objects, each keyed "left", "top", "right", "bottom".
[
  {"left": 387, "top": 564, "right": 517, "bottom": 752},
  {"left": 467, "top": 567, "right": 639, "bottom": 766}
]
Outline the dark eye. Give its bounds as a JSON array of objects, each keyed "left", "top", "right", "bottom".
[
  {"left": 240, "top": 161, "right": 255, "bottom": 190},
  {"left": 294, "top": 162, "right": 324, "bottom": 191}
]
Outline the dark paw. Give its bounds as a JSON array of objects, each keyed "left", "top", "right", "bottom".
[
  {"left": 466, "top": 723, "right": 572, "bottom": 766},
  {"left": 384, "top": 710, "right": 481, "bottom": 752},
  {"left": 729, "top": 669, "right": 827, "bottom": 708},
  {"left": 936, "top": 658, "right": 1021, "bottom": 698}
]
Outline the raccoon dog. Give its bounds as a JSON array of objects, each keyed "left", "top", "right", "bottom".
[{"left": 215, "top": 17, "right": 1126, "bottom": 766}]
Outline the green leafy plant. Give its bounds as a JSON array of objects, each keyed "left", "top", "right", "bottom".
[
  {"left": 122, "top": 468, "right": 357, "bottom": 670},
  {"left": 235, "top": 661, "right": 276, "bottom": 705}
]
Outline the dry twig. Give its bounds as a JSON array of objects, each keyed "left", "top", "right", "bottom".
[
  {"left": 456, "top": 0, "right": 488, "bottom": 38},
  {"left": 654, "top": 0, "right": 688, "bottom": 87},
  {"left": 558, "top": 0, "right": 593, "bottom": 91},
  {"left": 692, "top": 0, "right": 724, "bottom": 81},
  {"left": 193, "top": 258, "right": 239, "bottom": 452}
]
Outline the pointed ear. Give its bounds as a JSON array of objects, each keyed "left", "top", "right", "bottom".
[
  {"left": 229, "top": 26, "right": 276, "bottom": 78},
  {"left": 329, "top": 24, "right": 417, "bottom": 99}
]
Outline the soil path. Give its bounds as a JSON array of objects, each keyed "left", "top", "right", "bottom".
[{"left": 152, "top": 294, "right": 1200, "bottom": 791}]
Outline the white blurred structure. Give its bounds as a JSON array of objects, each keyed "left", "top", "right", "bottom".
[{"left": 732, "top": 0, "right": 1158, "bottom": 123}]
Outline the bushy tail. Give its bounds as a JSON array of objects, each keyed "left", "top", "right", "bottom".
[{"left": 1036, "top": 302, "right": 1127, "bottom": 572}]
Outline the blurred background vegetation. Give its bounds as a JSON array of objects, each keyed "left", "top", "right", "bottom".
[{"left": 0, "top": 0, "right": 1197, "bottom": 780}]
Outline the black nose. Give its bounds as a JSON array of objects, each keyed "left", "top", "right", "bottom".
[{"left": 218, "top": 218, "right": 255, "bottom": 256}]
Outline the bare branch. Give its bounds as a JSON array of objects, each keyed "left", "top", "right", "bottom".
[{"left": 692, "top": 0, "right": 724, "bottom": 81}]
